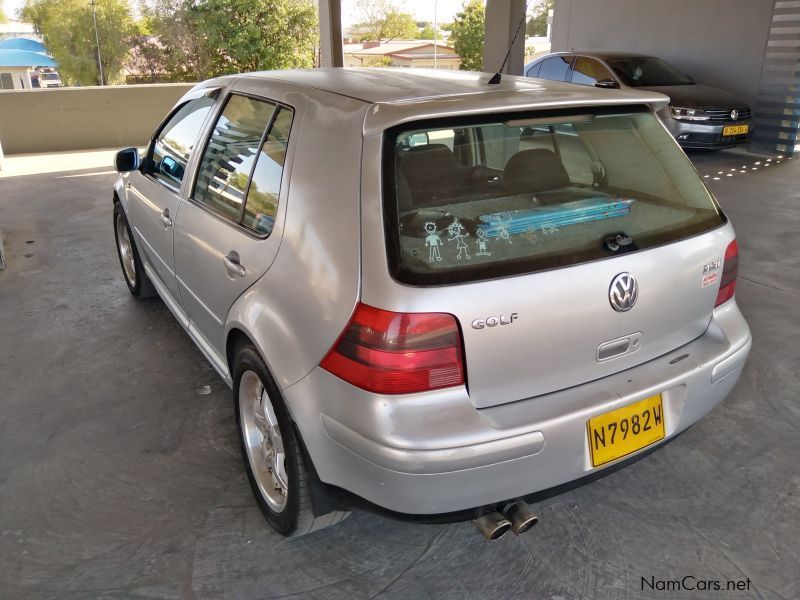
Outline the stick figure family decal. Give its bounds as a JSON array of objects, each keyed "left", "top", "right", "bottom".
[
  {"left": 421, "top": 216, "right": 561, "bottom": 262},
  {"left": 423, "top": 218, "right": 494, "bottom": 262}
]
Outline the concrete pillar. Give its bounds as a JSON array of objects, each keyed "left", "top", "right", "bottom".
[
  {"left": 752, "top": 0, "right": 800, "bottom": 154},
  {"left": 483, "top": 0, "right": 527, "bottom": 75},
  {"left": 318, "top": 0, "right": 344, "bottom": 68}
]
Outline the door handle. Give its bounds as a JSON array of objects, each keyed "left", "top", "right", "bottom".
[
  {"left": 223, "top": 251, "right": 246, "bottom": 278},
  {"left": 160, "top": 208, "right": 173, "bottom": 228}
]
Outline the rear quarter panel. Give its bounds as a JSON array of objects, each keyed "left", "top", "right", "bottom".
[{"left": 225, "top": 82, "right": 369, "bottom": 389}]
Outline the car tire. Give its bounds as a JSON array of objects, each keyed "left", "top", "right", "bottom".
[
  {"left": 113, "top": 202, "right": 156, "bottom": 299},
  {"left": 233, "top": 343, "right": 350, "bottom": 537}
]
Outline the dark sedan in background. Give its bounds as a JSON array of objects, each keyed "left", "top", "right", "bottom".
[{"left": 525, "top": 52, "right": 752, "bottom": 150}]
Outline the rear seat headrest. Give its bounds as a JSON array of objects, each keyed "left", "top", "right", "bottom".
[{"left": 504, "top": 149, "right": 570, "bottom": 193}]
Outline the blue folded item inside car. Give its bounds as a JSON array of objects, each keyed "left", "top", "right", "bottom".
[{"left": 478, "top": 197, "right": 635, "bottom": 237}]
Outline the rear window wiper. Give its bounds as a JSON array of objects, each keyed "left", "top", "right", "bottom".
[{"left": 604, "top": 233, "right": 638, "bottom": 253}]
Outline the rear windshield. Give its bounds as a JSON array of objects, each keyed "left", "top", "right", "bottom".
[{"left": 383, "top": 106, "right": 725, "bottom": 285}]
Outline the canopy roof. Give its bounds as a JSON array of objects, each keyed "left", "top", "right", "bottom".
[
  {"left": 0, "top": 49, "right": 56, "bottom": 67},
  {"left": 0, "top": 37, "right": 47, "bottom": 53}
]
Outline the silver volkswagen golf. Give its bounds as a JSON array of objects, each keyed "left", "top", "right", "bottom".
[{"left": 112, "top": 69, "right": 751, "bottom": 540}]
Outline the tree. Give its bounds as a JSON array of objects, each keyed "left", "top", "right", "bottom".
[
  {"left": 0, "top": 6, "right": 8, "bottom": 23},
  {"left": 449, "top": 0, "right": 485, "bottom": 72},
  {"left": 22, "top": 0, "right": 135, "bottom": 85},
  {"left": 355, "top": 0, "right": 418, "bottom": 42},
  {"left": 134, "top": 0, "right": 317, "bottom": 82},
  {"left": 191, "top": 0, "right": 317, "bottom": 74},
  {"left": 136, "top": 0, "right": 216, "bottom": 82},
  {"left": 417, "top": 22, "right": 436, "bottom": 40},
  {"left": 361, "top": 55, "right": 392, "bottom": 67},
  {"left": 526, "top": 0, "right": 554, "bottom": 37}
]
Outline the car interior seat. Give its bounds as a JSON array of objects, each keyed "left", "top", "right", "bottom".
[
  {"left": 503, "top": 149, "right": 571, "bottom": 196},
  {"left": 399, "top": 143, "right": 465, "bottom": 207}
]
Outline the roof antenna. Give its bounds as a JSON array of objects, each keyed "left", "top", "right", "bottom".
[{"left": 488, "top": 0, "right": 530, "bottom": 85}]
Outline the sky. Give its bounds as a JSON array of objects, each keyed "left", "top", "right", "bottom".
[
  {"left": 3, "top": 0, "right": 472, "bottom": 26},
  {"left": 3, "top": 0, "right": 23, "bottom": 20},
  {"left": 341, "top": 0, "right": 469, "bottom": 27}
]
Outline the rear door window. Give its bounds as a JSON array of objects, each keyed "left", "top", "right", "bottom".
[
  {"left": 242, "top": 107, "right": 293, "bottom": 236},
  {"left": 570, "top": 57, "right": 615, "bottom": 86},
  {"left": 385, "top": 107, "right": 725, "bottom": 285},
  {"left": 193, "top": 95, "right": 277, "bottom": 221},
  {"left": 526, "top": 63, "right": 542, "bottom": 78},
  {"left": 537, "top": 56, "right": 572, "bottom": 81},
  {"left": 192, "top": 93, "right": 294, "bottom": 236}
]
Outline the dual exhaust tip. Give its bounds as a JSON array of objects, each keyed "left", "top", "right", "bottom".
[{"left": 472, "top": 501, "right": 538, "bottom": 541}]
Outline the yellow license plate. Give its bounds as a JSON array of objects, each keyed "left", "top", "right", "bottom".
[
  {"left": 723, "top": 124, "right": 749, "bottom": 136},
  {"left": 587, "top": 394, "right": 665, "bottom": 467}
]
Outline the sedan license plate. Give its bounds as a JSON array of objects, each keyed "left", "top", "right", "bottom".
[
  {"left": 723, "top": 124, "right": 749, "bottom": 136},
  {"left": 587, "top": 394, "right": 665, "bottom": 467}
]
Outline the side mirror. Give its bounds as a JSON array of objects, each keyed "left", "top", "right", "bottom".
[
  {"left": 594, "top": 79, "right": 619, "bottom": 89},
  {"left": 408, "top": 132, "right": 430, "bottom": 147},
  {"left": 160, "top": 155, "right": 185, "bottom": 180},
  {"left": 115, "top": 147, "right": 140, "bottom": 172}
]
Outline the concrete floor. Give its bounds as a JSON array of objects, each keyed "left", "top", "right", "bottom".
[{"left": 0, "top": 151, "right": 798, "bottom": 599}]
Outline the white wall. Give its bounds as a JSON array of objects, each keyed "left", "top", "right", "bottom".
[
  {"left": 551, "top": 0, "right": 775, "bottom": 110},
  {"left": 0, "top": 66, "right": 31, "bottom": 90},
  {"left": 0, "top": 84, "right": 193, "bottom": 154}
]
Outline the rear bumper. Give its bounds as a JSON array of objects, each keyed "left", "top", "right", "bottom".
[
  {"left": 284, "top": 300, "right": 751, "bottom": 515},
  {"left": 660, "top": 115, "right": 752, "bottom": 149}
]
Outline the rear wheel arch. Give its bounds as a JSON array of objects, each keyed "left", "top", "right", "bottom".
[
  {"left": 227, "top": 329, "right": 350, "bottom": 534},
  {"left": 226, "top": 327, "right": 255, "bottom": 376}
]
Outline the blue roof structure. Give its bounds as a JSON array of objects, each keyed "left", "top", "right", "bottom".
[
  {"left": 0, "top": 49, "right": 56, "bottom": 67},
  {"left": 0, "top": 37, "right": 47, "bottom": 53}
]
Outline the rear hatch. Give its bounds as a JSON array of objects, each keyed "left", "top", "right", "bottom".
[{"left": 383, "top": 105, "right": 730, "bottom": 408}]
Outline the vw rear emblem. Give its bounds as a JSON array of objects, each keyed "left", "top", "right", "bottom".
[
  {"left": 609, "top": 273, "right": 638, "bottom": 312},
  {"left": 731, "top": 109, "right": 738, "bottom": 120}
]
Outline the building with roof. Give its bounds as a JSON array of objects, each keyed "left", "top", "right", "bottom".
[
  {"left": 344, "top": 40, "right": 460, "bottom": 70},
  {"left": 0, "top": 21, "right": 40, "bottom": 42},
  {"left": 0, "top": 38, "right": 57, "bottom": 90}
]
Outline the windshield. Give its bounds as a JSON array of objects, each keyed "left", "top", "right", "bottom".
[
  {"left": 607, "top": 57, "right": 693, "bottom": 87},
  {"left": 41, "top": 73, "right": 60, "bottom": 80},
  {"left": 384, "top": 107, "right": 725, "bottom": 285}
]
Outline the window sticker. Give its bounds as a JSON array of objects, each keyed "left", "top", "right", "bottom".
[
  {"left": 447, "top": 218, "right": 471, "bottom": 260},
  {"left": 424, "top": 221, "right": 443, "bottom": 262},
  {"left": 475, "top": 228, "right": 491, "bottom": 256},
  {"left": 497, "top": 216, "right": 513, "bottom": 245},
  {"left": 521, "top": 225, "right": 538, "bottom": 244}
]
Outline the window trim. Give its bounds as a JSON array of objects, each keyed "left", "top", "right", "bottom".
[
  {"left": 187, "top": 89, "right": 295, "bottom": 240},
  {"left": 525, "top": 62, "right": 542, "bottom": 78},
  {"left": 143, "top": 88, "right": 221, "bottom": 195}
]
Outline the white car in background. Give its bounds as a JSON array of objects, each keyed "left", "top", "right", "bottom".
[{"left": 37, "top": 71, "right": 62, "bottom": 88}]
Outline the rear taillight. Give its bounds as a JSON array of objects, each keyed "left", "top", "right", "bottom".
[
  {"left": 715, "top": 239, "right": 739, "bottom": 307},
  {"left": 320, "top": 303, "right": 465, "bottom": 394}
]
